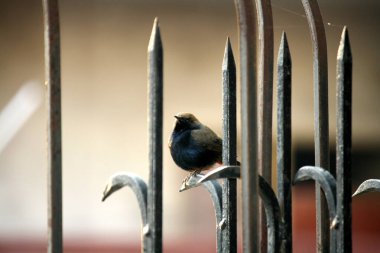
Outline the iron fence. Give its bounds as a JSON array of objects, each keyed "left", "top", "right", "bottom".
[{"left": 41, "top": 0, "right": 380, "bottom": 252}]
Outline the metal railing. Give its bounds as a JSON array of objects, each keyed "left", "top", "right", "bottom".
[{"left": 41, "top": 0, "right": 363, "bottom": 252}]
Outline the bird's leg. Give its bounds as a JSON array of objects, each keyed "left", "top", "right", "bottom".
[
  {"left": 191, "top": 169, "right": 201, "bottom": 176},
  {"left": 182, "top": 169, "right": 201, "bottom": 184}
]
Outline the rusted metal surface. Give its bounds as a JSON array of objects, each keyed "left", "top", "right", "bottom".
[
  {"left": 277, "top": 32, "right": 292, "bottom": 253},
  {"left": 147, "top": 18, "right": 163, "bottom": 253},
  {"left": 301, "top": 0, "right": 330, "bottom": 251},
  {"left": 222, "top": 37, "right": 238, "bottom": 253},
  {"left": 233, "top": 0, "right": 258, "bottom": 252},
  {"left": 336, "top": 27, "right": 352, "bottom": 253},
  {"left": 43, "top": 0, "right": 62, "bottom": 252}
]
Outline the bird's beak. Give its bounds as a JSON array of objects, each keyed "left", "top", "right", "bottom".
[{"left": 174, "top": 115, "right": 179, "bottom": 120}]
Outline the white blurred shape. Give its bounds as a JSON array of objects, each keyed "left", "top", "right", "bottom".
[{"left": 0, "top": 81, "right": 43, "bottom": 154}]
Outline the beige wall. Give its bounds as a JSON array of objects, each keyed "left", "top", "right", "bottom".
[{"left": 0, "top": 0, "right": 379, "bottom": 246}]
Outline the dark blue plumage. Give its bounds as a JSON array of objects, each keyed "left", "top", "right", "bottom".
[{"left": 169, "top": 113, "right": 222, "bottom": 172}]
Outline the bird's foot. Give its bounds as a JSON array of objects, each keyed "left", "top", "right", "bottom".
[
  {"left": 191, "top": 169, "right": 201, "bottom": 177},
  {"left": 179, "top": 170, "right": 202, "bottom": 192},
  {"left": 182, "top": 170, "right": 201, "bottom": 184}
]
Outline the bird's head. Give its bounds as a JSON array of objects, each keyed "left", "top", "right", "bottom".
[{"left": 173, "top": 113, "right": 201, "bottom": 131}]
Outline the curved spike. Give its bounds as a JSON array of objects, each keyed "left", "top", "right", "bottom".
[
  {"left": 202, "top": 177, "right": 224, "bottom": 252},
  {"left": 203, "top": 179, "right": 223, "bottom": 225},
  {"left": 258, "top": 176, "right": 281, "bottom": 253},
  {"left": 294, "top": 166, "right": 337, "bottom": 252},
  {"left": 102, "top": 172, "right": 148, "bottom": 225},
  {"left": 294, "top": 166, "right": 336, "bottom": 218},
  {"left": 178, "top": 173, "right": 223, "bottom": 221},
  {"left": 179, "top": 173, "right": 223, "bottom": 251},
  {"left": 353, "top": 179, "right": 380, "bottom": 197},
  {"left": 178, "top": 165, "right": 240, "bottom": 191},
  {"left": 197, "top": 165, "right": 241, "bottom": 185}
]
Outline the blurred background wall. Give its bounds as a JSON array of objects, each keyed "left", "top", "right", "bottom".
[{"left": 0, "top": 0, "right": 380, "bottom": 252}]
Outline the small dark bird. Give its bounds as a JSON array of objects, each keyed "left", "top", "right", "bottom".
[{"left": 169, "top": 113, "right": 223, "bottom": 174}]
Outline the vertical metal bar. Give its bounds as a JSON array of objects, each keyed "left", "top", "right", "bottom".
[
  {"left": 336, "top": 27, "right": 352, "bottom": 253},
  {"left": 147, "top": 18, "right": 163, "bottom": 253},
  {"left": 301, "top": 1, "right": 329, "bottom": 252},
  {"left": 222, "top": 38, "right": 237, "bottom": 253},
  {"left": 43, "top": 0, "right": 62, "bottom": 252},
  {"left": 277, "top": 32, "right": 292, "bottom": 253},
  {"left": 256, "top": 0, "right": 274, "bottom": 251},
  {"left": 233, "top": 0, "right": 258, "bottom": 252}
]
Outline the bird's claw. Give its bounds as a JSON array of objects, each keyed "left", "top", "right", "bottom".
[{"left": 179, "top": 171, "right": 202, "bottom": 192}]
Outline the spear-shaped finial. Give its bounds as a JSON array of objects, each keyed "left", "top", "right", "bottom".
[
  {"left": 148, "top": 17, "right": 162, "bottom": 53},
  {"left": 147, "top": 17, "right": 163, "bottom": 253}
]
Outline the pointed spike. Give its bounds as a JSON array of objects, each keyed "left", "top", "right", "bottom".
[
  {"left": 148, "top": 17, "right": 162, "bottom": 52},
  {"left": 221, "top": 35, "right": 238, "bottom": 252},
  {"left": 336, "top": 25, "right": 353, "bottom": 253},
  {"left": 337, "top": 26, "right": 351, "bottom": 63},
  {"left": 278, "top": 31, "right": 291, "bottom": 67},
  {"left": 277, "top": 30, "right": 292, "bottom": 253},
  {"left": 147, "top": 16, "right": 163, "bottom": 252},
  {"left": 223, "top": 37, "right": 236, "bottom": 71}
]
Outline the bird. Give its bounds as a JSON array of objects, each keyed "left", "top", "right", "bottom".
[{"left": 169, "top": 113, "right": 223, "bottom": 175}]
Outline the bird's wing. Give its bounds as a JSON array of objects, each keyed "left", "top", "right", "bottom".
[{"left": 190, "top": 127, "right": 222, "bottom": 153}]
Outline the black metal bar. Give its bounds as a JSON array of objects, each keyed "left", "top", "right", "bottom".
[
  {"left": 147, "top": 18, "right": 163, "bottom": 253},
  {"left": 258, "top": 176, "right": 281, "bottom": 253},
  {"left": 276, "top": 31, "right": 292, "bottom": 253},
  {"left": 43, "top": 0, "right": 62, "bottom": 252},
  {"left": 222, "top": 37, "right": 238, "bottom": 253},
  {"left": 293, "top": 166, "right": 337, "bottom": 253},
  {"left": 234, "top": 0, "right": 258, "bottom": 252},
  {"left": 301, "top": 1, "right": 330, "bottom": 252},
  {"left": 336, "top": 27, "right": 352, "bottom": 253},
  {"left": 256, "top": 0, "right": 274, "bottom": 249}
]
